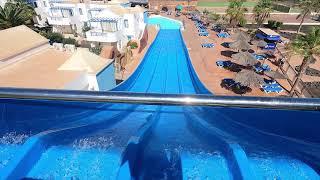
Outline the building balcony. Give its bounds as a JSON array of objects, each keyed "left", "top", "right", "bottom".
[
  {"left": 86, "top": 30, "right": 122, "bottom": 43},
  {"left": 48, "top": 16, "right": 72, "bottom": 25},
  {"left": 47, "top": 16, "right": 79, "bottom": 25}
]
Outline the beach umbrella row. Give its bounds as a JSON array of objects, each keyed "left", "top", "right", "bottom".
[
  {"left": 256, "top": 40, "right": 268, "bottom": 48},
  {"left": 231, "top": 51, "right": 257, "bottom": 66},
  {"left": 235, "top": 69, "right": 264, "bottom": 87},
  {"left": 229, "top": 40, "right": 251, "bottom": 52},
  {"left": 231, "top": 30, "right": 250, "bottom": 42}
]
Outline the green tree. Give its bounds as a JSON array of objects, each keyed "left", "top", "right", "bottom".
[
  {"left": 203, "top": 8, "right": 209, "bottom": 16},
  {"left": 46, "top": 32, "right": 64, "bottom": 43},
  {"left": 208, "top": 12, "right": 221, "bottom": 24},
  {"left": 226, "top": 0, "right": 248, "bottom": 29},
  {"left": 296, "top": 0, "right": 320, "bottom": 34},
  {"left": 253, "top": 0, "right": 273, "bottom": 28},
  {"left": 0, "top": 4, "right": 28, "bottom": 29},
  {"left": 289, "top": 28, "right": 320, "bottom": 96},
  {"left": 7, "top": 0, "right": 35, "bottom": 21},
  {"left": 267, "top": 20, "right": 283, "bottom": 30}
]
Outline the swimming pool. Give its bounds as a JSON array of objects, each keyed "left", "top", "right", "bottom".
[{"left": 0, "top": 16, "right": 319, "bottom": 179}]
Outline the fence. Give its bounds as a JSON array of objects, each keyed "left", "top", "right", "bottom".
[{"left": 278, "top": 47, "right": 313, "bottom": 97}]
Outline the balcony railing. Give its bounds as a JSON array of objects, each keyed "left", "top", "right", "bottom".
[
  {"left": 86, "top": 30, "right": 121, "bottom": 42},
  {"left": 90, "top": 31, "right": 115, "bottom": 36}
]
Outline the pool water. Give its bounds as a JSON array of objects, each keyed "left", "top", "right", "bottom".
[
  {"left": 0, "top": 16, "right": 319, "bottom": 179},
  {"left": 147, "top": 16, "right": 183, "bottom": 30}
]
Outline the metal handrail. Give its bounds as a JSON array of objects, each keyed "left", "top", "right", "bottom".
[{"left": 0, "top": 87, "right": 319, "bottom": 111}]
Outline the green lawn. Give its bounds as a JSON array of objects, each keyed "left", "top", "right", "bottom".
[{"left": 197, "top": 2, "right": 257, "bottom": 7}]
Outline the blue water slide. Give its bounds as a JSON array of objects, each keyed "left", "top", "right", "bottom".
[{"left": 0, "top": 16, "right": 319, "bottom": 179}]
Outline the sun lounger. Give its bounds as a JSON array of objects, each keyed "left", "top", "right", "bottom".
[
  {"left": 261, "top": 83, "right": 281, "bottom": 89},
  {"left": 198, "top": 29, "right": 208, "bottom": 33},
  {"left": 199, "top": 32, "right": 209, "bottom": 36},
  {"left": 254, "top": 66, "right": 264, "bottom": 73},
  {"left": 254, "top": 64, "right": 271, "bottom": 73},
  {"left": 253, "top": 54, "right": 266, "bottom": 60},
  {"left": 216, "top": 60, "right": 232, "bottom": 68},
  {"left": 201, "top": 43, "right": 214, "bottom": 48},
  {"left": 222, "top": 78, "right": 238, "bottom": 88},
  {"left": 262, "top": 64, "right": 271, "bottom": 71},
  {"left": 217, "top": 32, "right": 230, "bottom": 38},
  {"left": 264, "top": 79, "right": 276, "bottom": 84},
  {"left": 221, "top": 42, "right": 230, "bottom": 48},
  {"left": 263, "top": 86, "right": 283, "bottom": 94},
  {"left": 196, "top": 26, "right": 206, "bottom": 30}
]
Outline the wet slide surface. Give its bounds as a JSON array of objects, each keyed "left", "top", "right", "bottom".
[{"left": 1, "top": 16, "right": 320, "bottom": 179}]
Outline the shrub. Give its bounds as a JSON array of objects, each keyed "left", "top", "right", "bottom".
[
  {"left": 63, "top": 37, "right": 77, "bottom": 45},
  {"left": 127, "top": 41, "right": 138, "bottom": 49},
  {"left": 46, "top": 32, "right": 64, "bottom": 43},
  {"left": 162, "top": 6, "right": 168, "bottom": 12},
  {"left": 203, "top": 8, "right": 209, "bottom": 16},
  {"left": 267, "top": 20, "right": 283, "bottom": 30},
  {"left": 82, "top": 24, "right": 91, "bottom": 32},
  {"left": 89, "top": 47, "right": 102, "bottom": 55},
  {"left": 239, "top": 18, "right": 247, "bottom": 27}
]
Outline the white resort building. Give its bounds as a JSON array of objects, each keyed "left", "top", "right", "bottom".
[
  {"left": 28, "top": 0, "right": 147, "bottom": 51},
  {"left": 0, "top": 25, "right": 116, "bottom": 91}
]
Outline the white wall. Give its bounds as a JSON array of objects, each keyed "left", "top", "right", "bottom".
[
  {"left": 63, "top": 72, "right": 90, "bottom": 90},
  {"left": 87, "top": 74, "right": 99, "bottom": 90},
  {"left": 0, "top": 0, "right": 7, "bottom": 7},
  {"left": 32, "top": 0, "right": 146, "bottom": 43}
]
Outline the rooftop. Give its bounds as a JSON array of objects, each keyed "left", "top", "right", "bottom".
[
  {"left": 0, "top": 48, "right": 84, "bottom": 89},
  {"left": 258, "top": 28, "right": 281, "bottom": 36},
  {"left": 0, "top": 25, "right": 48, "bottom": 61},
  {"left": 59, "top": 48, "right": 114, "bottom": 75}
]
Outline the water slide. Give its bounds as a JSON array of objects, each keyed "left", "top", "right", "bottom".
[{"left": 0, "top": 16, "right": 320, "bottom": 179}]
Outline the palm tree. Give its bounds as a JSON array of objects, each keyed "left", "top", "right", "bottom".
[
  {"left": 289, "top": 28, "right": 320, "bottom": 96},
  {"left": 253, "top": 0, "right": 272, "bottom": 28},
  {"left": 7, "top": 0, "right": 35, "bottom": 18},
  {"left": 226, "top": 0, "right": 248, "bottom": 29},
  {"left": 0, "top": 4, "right": 28, "bottom": 29},
  {"left": 296, "top": 0, "right": 320, "bottom": 34}
]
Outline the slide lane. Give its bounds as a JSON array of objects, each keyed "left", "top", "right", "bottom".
[
  {"left": 124, "top": 29, "right": 233, "bottom": 179},
  {"left": 183, "top": 106, "right": 320, "bottom": 179}
]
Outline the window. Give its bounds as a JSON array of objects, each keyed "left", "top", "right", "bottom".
[
  {"left": 51, "top": 9, "right": 60, "bottom": 17},
  {"left": 79, "top": 8, "right": 83, "bottom": 15},
  {"left": 61, "top": 9, "right": 73, "bottom": 17},
  {"left": 33, "top": 2, "right": 37, "bottom": 8},
  {"left": 124, "top": 19, "right": 129, "bottom": 28},
  {"left": 38, "top": 15, "right": 42, "bottom": 21},
  {"left": 43, "top": 1, "right": 47, "bottom": 7},
  {"left": 101, "top": 21, "right": 118, "bottom": 32}
]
